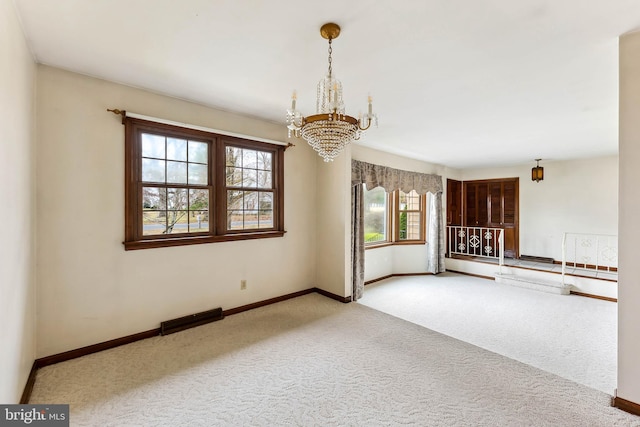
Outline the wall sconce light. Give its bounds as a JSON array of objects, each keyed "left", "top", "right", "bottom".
[{"left": 532, "top": 159, "right": 544, "bottom": 182}]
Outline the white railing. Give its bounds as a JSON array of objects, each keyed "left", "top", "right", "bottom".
[
  {"left": 561, "top": 233, "right": 618, "bottom": 284},
  {"left": 447, "top": 226, "right": 505, "bottom": 271}
]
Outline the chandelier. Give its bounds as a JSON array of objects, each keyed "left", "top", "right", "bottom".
[
  {"left": 531, "top": 159, "right": 544, "bottom": 182},
  {"left": 287, "top": 23, "right": 378, "bottom": 162}
]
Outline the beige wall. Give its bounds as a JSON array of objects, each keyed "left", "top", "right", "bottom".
[
  {"left": 618, "top": 29, "right": 640, "bottom": 405},
  {"left": 315, "top": 148, "right": 351, "bottom": 297},
  {"left": 35, "top": 66, "right": 318, "bottom": 357},
  {"left": 0, "top": 0, "right": 37, "bottom": 403},
  {"left": 460, "top": 156, "right": 618, "bottom": 261}
]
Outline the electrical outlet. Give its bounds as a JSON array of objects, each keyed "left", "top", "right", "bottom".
[{"left": 240, "top": 280, "right": 247, "bottom": 290}]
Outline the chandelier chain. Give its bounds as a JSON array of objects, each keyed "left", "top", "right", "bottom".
[{"left": 328, "top": 38, "right": 333, "bottom": 78}]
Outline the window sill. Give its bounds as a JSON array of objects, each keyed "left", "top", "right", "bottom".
[
  {"left": 365, "top": 241, "right": 426, "bottom": 250},
  {"left": 394, "top": 240, "right": 427, "bottom": 246},
  {"left": 365, "top": 242, "right": 393, "bottom": 250},
  {"left": 124, "top": 230, "right": 286, "bottom": 250}
]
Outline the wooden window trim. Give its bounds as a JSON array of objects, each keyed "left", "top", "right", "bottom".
[
  {"left": 124, "top": 118, "right": 285, "bottom": 250},
  {"left": 124, "top": 231, "right": 286, "bottom": 250}
]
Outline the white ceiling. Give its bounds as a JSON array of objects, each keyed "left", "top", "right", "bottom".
[{"left": 13, "top": 0, "right": 640, "bottom": 168}]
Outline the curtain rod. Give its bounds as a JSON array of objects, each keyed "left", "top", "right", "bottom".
[{"left": 107, "top": 109, "right": 293, "bottom": 148}]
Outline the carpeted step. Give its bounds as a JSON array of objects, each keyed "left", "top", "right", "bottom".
[{"left": 494, "top": 273, "right": 571, "bottom": 295}]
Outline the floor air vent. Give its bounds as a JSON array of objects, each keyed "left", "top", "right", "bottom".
[{"left": 160, "top": 307, "right": 224, "bottom": 335}]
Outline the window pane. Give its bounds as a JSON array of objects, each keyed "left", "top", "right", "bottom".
[
  {"left": 259, "top": 192, "right": 273, "bottom": 211},
  {"left": 141, "top": 133, "right": 165, "bottom": 159},
  {"left": 188, "top": 141, "right": 208, "bottom": 164},
  {"left": 227, "top": 210, "right": 243, "bottom": 230},
  {"left": 188, "top": 211, "right": 208, "bottom": 233},
  {"left": 143, "top": 187, "right": 165, "bottom": 210},
  {"left": 165, "top": 211, "right": 188, "bottom": 234},
  {"left": 142, "top": 159, "right": 165, "bottom": 183},
  {"left": 256, "top": 170, "right": 272, "bottom": 189},
  {"left": 167, "top": 188, "right": 188, "bottom": 210},
  {"left": 142, "top": 210, "right": 166, "bottom": 236},
  {"left": 166, "top": 138, "right": 187, "bottom": 161},
  {"left": 226, "top": 147, "right": 242, "bottom": 167},
  {"left": 242, "top": 169, "right": 257, "bottom": 188},
  {"left": 399, "top": 192, "right": 407, "bottom": 210},
  {"left": 244, "top": 210, "right": 259, "bottom": 229},
  {"left": 257, "top": 152, "right": 272, "bottom": 171},
  {"left": 259, "top": 210, "right": 273, "bottom": 228},
  {"left": 364, "top": 186, "right": 387, "bottom": 244},
  {"left": 188, "top": 163, "right": 208, "bottom": 185},
  {"left": 189, "top": 189, "right": 209, "bottom": 211},
  {"left": 242, "top": 149, "right": 257, "bottom": 169},
  {"left": 226, "top": 167, "right": 242, "bottom": 186},
  {"left": 243, "top": 191, "right": 258, "bottom": 210},
  {"left": 166, "top": 161, "right": 187, "bottom": 184},
  {"left": 188, "top": 188, "right": 209, "bottom": 233},
  {"left": 227, "top": 190, "right": 243, "bottom": 210}
]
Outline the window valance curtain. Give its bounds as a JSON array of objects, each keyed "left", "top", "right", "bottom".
[
  {"left": 351, "top": 160, "right": 443, "bottom": 195},
  {"left": 350, "top": 160, "right": 445, "bottom": 301}
]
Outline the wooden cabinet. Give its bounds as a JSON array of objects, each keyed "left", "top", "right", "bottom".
[{"left": 447, "top": 178, "right": 519, "bottom": 258}]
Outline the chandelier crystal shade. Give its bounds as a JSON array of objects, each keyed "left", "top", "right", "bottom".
[{"left": 287, "top": 23, "right": 377, "bottom": 162}]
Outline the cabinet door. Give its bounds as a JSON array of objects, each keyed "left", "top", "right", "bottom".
[
  {"left": 464, "top": 182, "right": 477, "bottom": 226},
  {"left": 489, "top": 182, "right": 503, "bottom": 226},
  {"left": 446, "top": 179, "right": 462, "bottom": 226},
  {"left": 464, "top": 182, "right": 488, "bottom": 226},
  {"left": 477, "top": 183, "right": 488, "bottom": 226},
  {"left": 503, "top": 179, "right": 517, "bottom": 226},
  {"left": 501, "top": 179, "right": 518, "bottom": 258}
]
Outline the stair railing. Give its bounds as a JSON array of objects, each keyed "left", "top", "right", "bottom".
[
  {"left": 561, "top": 232, "right": 618, "bottom": 285},
  {"left": 447, "top": 225, "right": 505, "bottom": 267}
]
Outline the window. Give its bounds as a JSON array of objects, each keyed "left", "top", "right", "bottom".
[
  {"left": 396, "top": 189, "right": 426, "bottom": 242},
  {"left": 363, "top": 185, "right": 426, "bottom": 247},
  {"left": 124, "top": 118, "right": 285, "bottom": 250},
  {"left": 364, "top": 186, "right": 389, "bottom": 244},
  {"left": 226, "top": 147, "right": 274, "bottom": 231}
]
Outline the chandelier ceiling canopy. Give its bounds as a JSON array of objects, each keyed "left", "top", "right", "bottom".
[{"left": 287, "top": 23, "right": 377, "bottom": 162}]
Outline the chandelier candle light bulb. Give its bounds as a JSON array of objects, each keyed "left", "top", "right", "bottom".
[{"left": 286, "top": 22, "right": 378, "bottom": 162}]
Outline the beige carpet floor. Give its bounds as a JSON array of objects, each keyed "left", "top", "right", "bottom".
[
  {"left": 30, "top": 293, "right": 639, "bottom": 426},
  {"left": 358, "top": 272, "right": 617, "bottom": 394}
]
